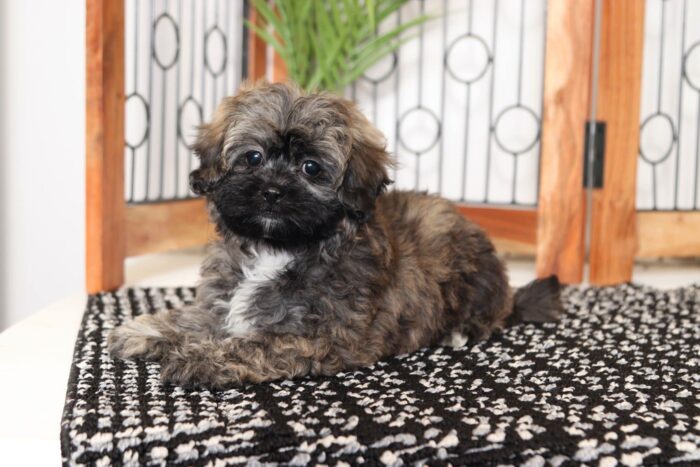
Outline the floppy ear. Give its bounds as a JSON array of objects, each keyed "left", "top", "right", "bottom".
[
  {"left": 189, "top": 98, "right": 234, "bottom": 196},
  {"left": 336, "top": 101, "right": 393, "bottom": 222}
]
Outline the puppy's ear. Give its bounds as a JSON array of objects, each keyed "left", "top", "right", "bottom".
[
  {"left": 189, "top": 98, "right": 234, "bottom": 196},
  {"left": 336, "top": 100, "right": 393, "bottom": 223}
]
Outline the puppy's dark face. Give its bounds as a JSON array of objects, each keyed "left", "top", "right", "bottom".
[
  {"left": 205, "top": 122, "right": 346, "bottom": 244},
  {"left": 190, "top": 82, "right": 391, "bottom": 246}
]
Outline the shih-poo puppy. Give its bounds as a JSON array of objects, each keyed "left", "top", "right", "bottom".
[{"left": 109, "top": 82, "right": 562, "bottom": 389}]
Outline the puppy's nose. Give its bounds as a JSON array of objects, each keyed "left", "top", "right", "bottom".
[{"left": 263, "top": 187, "right": 283, "bottom": 204}]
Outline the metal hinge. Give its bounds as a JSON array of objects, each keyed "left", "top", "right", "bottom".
[{"left": 583, "top": 120, "right": 606, "bottom": 189}]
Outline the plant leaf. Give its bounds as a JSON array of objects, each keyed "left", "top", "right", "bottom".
[
  {"left": 244, "top": 19, "right": 287, "bottom": 62},
  {"left": 247, "top": 0, "right": 434, "bottom": 92}
]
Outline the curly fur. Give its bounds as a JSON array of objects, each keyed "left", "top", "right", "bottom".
[{"left": 109, "top": 81, "right": 563, "bottom": 389}]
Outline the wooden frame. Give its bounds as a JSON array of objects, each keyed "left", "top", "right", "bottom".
[
  {"left": 454, "top": 0, "right": 598, "bottom": 269},
  {"left": 457, "top": 206, "right": 536, "bottom": 256},
  {"left": 536, "top": 0, "right": 595, "bottom": 284},
  {"left": 86, "top": 0, "right": 262, "bottom": 293},
  {"left": 637, "top": 212, "right": 700, "bottom": 258},
  {"left": 86, "top": 0, "right": 126, "bottom": 292},
  {"left": 88, "top": 0, "right": 692, "bottom": 293},
  {"left": 84, "top": 0, "right": 581, "bottom": 292},
  {"left": 125, "top": 200, "right": 212, "bottom": 257},
  {"left": 247, "top": 7, "right": 267, "bottom": 81},
  {"left": 588, "top": 0, "right": 645, "bottom": 285},
  {"left": 452, "top": 0, "right": 597, "bottom": 268}
]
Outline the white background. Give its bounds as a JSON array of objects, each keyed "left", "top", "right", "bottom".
[{"left": 0, "top": 0, "right": 86, "bottom": 330}]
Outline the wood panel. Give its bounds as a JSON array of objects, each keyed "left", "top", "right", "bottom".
[
  {"left": 126, "top": 199, "right": 214, "bottom": 257},
  {"left": 457, "top": 206, "right": 537, "bottom": 256},
  {"left": 270, "top": 5, "right": 288, "bottom": 83},
  {"left": 536, "top": 0, "right": 595, "bottom": 284},
  {"left": 637, "top": 212, "right": 700, "bottom": 258},
  {"left": 86, "top": 0, "right": 126, "bottom": 293},
  {"left": 588, "top": 0, "right": 645, "bottom": 285},
  {"left": 246, "top": 3, "right": 285, "bottom": 83},
  {"left": 271, "top": 51, "right": 288, "bottom": 83},
  {"left": 247, "top": 7, "right": 267, "bottom": 81}
]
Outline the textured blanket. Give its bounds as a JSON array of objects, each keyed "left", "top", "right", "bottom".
[{"left": 61, "top": 284, "right": 700, "bottom": 466}]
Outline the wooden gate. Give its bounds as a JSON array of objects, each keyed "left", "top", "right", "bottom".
[{"left": 86, "top": 0, "right": 699, "bottom": 293}]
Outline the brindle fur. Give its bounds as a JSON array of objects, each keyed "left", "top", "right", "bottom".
[{"left": 109, "top": 82, "right": 562, "bottom": 389}]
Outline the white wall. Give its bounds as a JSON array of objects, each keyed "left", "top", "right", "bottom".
[{"left": 0, "top": 0, "right": 86, "bottom": 330}]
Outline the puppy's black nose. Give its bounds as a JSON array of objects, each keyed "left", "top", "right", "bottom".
[{"left": 263, "top": 187, "right": 283, "bottom": 204}]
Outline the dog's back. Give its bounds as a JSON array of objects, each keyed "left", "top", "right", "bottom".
[{"left": 373, "top": 190, "right": 561, "bottom": 342}]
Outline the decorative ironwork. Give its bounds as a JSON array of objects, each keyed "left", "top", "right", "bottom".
[
  {"left": 444, "top": 34, "right": 491, "bottom": 85},
  {"left": 126, "top": 0, "right": 547, "bottom": 207},
  {"left": 351, "top": 0, "right": 546, "bottom": 207},
  {"left": 638, "top": 0, "right": 700, "bottom": 211},
  {"left": 125, "top": 0, "right": 247, "bottom": 204}
]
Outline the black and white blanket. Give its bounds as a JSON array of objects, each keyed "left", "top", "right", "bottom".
[{"left": 61, "top": 284, "right": 700, "bottom": 466}]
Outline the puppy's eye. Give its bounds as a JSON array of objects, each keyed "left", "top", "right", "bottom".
[
  {"left": 302, "top": 160, "right": 321, "bottom": 177},
  {"left": 245, "top": 151, "right": 263, "bottom": 167}
]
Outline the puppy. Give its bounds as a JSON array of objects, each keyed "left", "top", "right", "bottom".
[{"left": 109, "top": 82, "right": 562, "bottom": 389}]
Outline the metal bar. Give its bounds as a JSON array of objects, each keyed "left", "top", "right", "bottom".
[
  {"left": 145, "top": 0, "right": 155, "bottom": 202},
  {"left": 460, "top": 0, "right": 474, "bottom": 202},
  {"left": 461, "top": 86, "right": 471, "bottom": 201},
  {"left": 157, "top": 2, "right": 169, "bottom": 200},
  {"left": 437, "top": 0, "right": 447, "bottom": 195},
  {"left": 187, "top": 0, "right": 196, "bottom": 180},
  {"left": 225, "top": 0, "right": 231, "bottom": 92},
  {"left": 201, "top": 0, "right": 206, "bottom": 118},
  {"left": 512, "top": 156, "right": 518, "bottom": 204},
  {"left": 129, "top": 0, "right": 139, "bottom": 202},
  {"left": 695, "top": 93, "right": 700, "bottom": 208},
  {"left": 483, "top": 0, "right": 499, "bottom": 203},
  {"left": 674, "top": 0, "right": 687, "bottom": 209},
  {"left": 516, "top": 0, "right": 525, "bottom": 106},
  {"left": 392, "top": 7, "right": 400, "bottom": 185},
  {"left": 534, "top": 0, "right": 548, "bottom": 208},
  {"left": 174, "top": 0, "right": 182, "bottom": 198},
  {"left": 512, "top": 0, "right": 527, "bottom": 203},
  {"left": 241, "top": 0, "right": 249, "bottom": 82}
]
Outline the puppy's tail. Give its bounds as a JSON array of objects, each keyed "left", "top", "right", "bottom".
[{"left": 508, "top": 275, "right": 563, "bottom": 324}]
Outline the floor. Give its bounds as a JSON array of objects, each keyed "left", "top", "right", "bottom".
[{"left": 0, "top": 249, "right": 698, "bottom": 465}]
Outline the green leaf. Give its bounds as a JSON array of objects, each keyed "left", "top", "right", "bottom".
[
  {"left": 366, "top": 0, "right": 377, "bottom": 30},
  {"left": 351, "top": 15, "right": 431, "bottom": 67},
  {"left": 244, "top": 19, "right": 286, "bottom": 59},
  {"left": 247, "top": 0, "right": 434, "bottom": 92}
]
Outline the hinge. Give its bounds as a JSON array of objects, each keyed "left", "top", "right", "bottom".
[{"left": 583, "top": 120, "right": 606, "bottom": 189}]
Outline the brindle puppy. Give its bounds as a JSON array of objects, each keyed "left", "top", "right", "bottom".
[{"left": 108, "top": 82, "right": 562, "bottom": 389}]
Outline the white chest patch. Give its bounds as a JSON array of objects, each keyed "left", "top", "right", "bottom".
[{"left": 224, "top": 248, "right": 293, "bottom": 336}]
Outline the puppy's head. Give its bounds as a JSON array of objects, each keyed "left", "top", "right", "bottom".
[{"left": 190, "top": 82, "right": 392, "bottom": 246}]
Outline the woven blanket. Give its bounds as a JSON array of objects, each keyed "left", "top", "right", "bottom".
[{"left": 61, "top": 284, "right": 700, "bottom": 466}]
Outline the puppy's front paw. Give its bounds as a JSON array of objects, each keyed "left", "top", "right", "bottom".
[
  {"left": 158, "top": 341, "right": 246, "bottom": 389},
  {"left": 108, "top": 315, "right": 169, "bottom": 361}
]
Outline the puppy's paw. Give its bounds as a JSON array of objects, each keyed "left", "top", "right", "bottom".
[
  {"left": 108, "top": 315, "right": 169, "bottom": 361},
  {"left": 159, "top": 342, "right": 245, "bottom": 389},
  {"left": 441, "top": 330, "right": 469, "bottom": 348}
]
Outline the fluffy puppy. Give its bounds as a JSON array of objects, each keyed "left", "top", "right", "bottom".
[{"left": 109, "top": 82, "right": 562, "bottom": 389}]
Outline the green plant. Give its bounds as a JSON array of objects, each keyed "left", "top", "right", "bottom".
[{"left": 246, "top": 0, "right": 430, "bottom": 92}]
